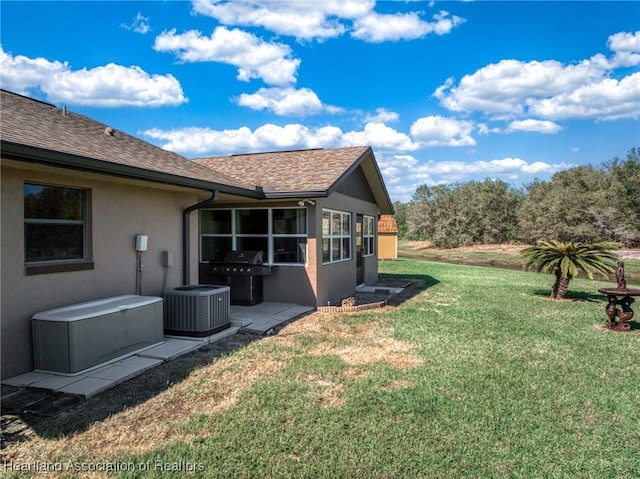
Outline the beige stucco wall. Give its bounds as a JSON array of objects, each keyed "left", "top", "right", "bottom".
[{"left": 1, "top": 161, "right": 206, "bottom": 379}]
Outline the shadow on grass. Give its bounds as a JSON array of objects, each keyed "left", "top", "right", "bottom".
[
  {"left": 596, "top": 320, "right": 640, "bottom": 332},
  {"left": 378, "top": 273, "right": 440, "bottom": 307},
  {"left": 528, "top": 289, "right": 640, "bottom": 332},
  {"left": 531, "top": 288, "right": 606, "bottom": 303},
  {"left": 0, "top": 327, "right": 279, "bottom": 446}
]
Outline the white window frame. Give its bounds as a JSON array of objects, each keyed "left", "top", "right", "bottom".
[
  {"left": 272, "top": 208, "right": 308, "bottom": 265},
  {"left": 322, "top": 208, "right": 352, "bottom": 264},
  {"left": 363, "top": 215, "right": 375, "bottom": 257},
  {"left": 200, "top": 207, "right": 308, "bottom": 266},
  {"left": 234, "top": 208, "right": 270, "bottom": 259}
]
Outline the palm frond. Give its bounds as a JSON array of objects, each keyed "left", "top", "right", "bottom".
[{"left": 519, "top": 241, "right": 621, "bottom": 298}]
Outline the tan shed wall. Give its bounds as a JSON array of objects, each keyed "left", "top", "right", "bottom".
[{"left": 378, "top": 233, "right": 398, "bottom": 260}]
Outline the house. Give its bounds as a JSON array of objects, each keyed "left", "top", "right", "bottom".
[
  {"left": 0, "top": 89, "right": 393, "bottom": 379},
  {"left": 377, "top": 215, "right": 399, "bottom": 260},
  {"left": 194, "top": 148, "right": 393, "bottom": 306}
]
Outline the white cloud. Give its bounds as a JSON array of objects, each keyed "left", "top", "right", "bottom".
[
  {"left": 434, "top": 58, "right": 608, "bottom": 116},
  {"left": 191, "top": 0, "right": 464, "bottom": 43},
  {"left": 434, "top": 31, "right": 640, "bottom": 121},
  {"left": 364, "top": 108, "right": 399, "bottom": 123},
  {"left": 608, "top": 31, "right": 640, "bottom": 53},
  {"left": 143, "top": 123, "right": 343, "bottom": 155},
  {"left": 507, "top": 119, "right": 562, "bottom": 134},
  {"left": 145, "top": 114, "right": 496, "bottom": 158},
  {"left": 144, "top": 126, "right": 253, "bottom": 155},
  {"left": 521, "top": 161, "right": 558, "bottom": 174},
  {"left": 371, "top": 153, "right": 574, "bottom": 202},
  {"left": 142, "top": 120, "right": 419, "bottom": 156},
  {"left": 153, "top": 26, "right": 300, "bottom": 86},
  {"left": 391, "top": 154, "right": 419, "bottom": 169},
  {"left": 607, "top": 31, "right": 640, "bottom": 67},
  {"left": 351, "top": 10, "right": 465, "bottom": 43},
  {"left": 0, "top": 46, "right": 186, "bottom": 107},
  {"left": 342, "top": 122, "right": 419, "bottom": 151},
  {"left": 412, "top": 157, "right": 570, "bottom": 184},
  {"left": 383, "top": 166, "right": 401, "bottom": 177},
  {"left": 527, "top": 73, "right": 640, "bottom": 121},
  {"left": 376, "top": 153, "right": 417, "bottom": 177},
  {"left": 121, "top": 12, "right": 151, "bottom": 34},
  {"left": 410, "top": 116, "right": 476, "bottom": 147},
  {"left": 236, "top": 86, "right": 342, "bottom": 117},
  {"left": 431, "top": 10, "right": 466, "bottom": 35},
  {"left": 191, "top": 0, "right": 371, "bottom": 42}
]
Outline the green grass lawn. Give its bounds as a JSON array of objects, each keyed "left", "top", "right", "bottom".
[
  {"left": 114, "top": 260, "right": 640, "bottom": 479},
  {"left": 6, "top": 260, "right": 640, "bottom": 478}
]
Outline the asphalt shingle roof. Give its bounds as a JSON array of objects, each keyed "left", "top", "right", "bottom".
[
  {"left": 194, "top": 146, "right": 371, "bottom": 194},
  {"left": 0, "top": 89, "right": 252, "bottom": 191},
  {"left": 1, "top": 90, "right": 392, "bottom": 213},
  {"left": 378, "top": 215, "right": 398, "bottom": 234}
]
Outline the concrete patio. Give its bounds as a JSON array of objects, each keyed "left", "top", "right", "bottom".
[{"left": 2, "top": 302, "right": 313, "bottom": 399}]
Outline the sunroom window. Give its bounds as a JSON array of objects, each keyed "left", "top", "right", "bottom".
[
  {"left": 235, "top": 209, "right": 269, "bottom": 255},
  {"left": 200, "top": 209, "right": 232, "bottom": 263},
  {"left": 363, "top": 215, "right": 375, "bottom": 256},
  {"left": 273, "top": 208, "right": 307, "bottom": 264},
  {"left": 200, "top": 207, "right": 307, "bottom": 265},
  {"left": 322, "top": 209, "right": 351, "bottom": 263}
]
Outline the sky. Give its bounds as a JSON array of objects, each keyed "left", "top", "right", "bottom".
[{"left": 1, "top": 1, "right": 639, "bottom": 203}]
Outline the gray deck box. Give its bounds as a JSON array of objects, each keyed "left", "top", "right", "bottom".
[{"left": 32, "top": 295, "right": 163, "bottom": 375}]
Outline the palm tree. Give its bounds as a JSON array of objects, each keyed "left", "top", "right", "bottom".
[{"left": 520, "top": 241, "right": 621, "bottom": 299}]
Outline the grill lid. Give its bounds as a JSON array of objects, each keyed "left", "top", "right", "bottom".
[{"left": 223, "top": 250, "right": 263, "bottom": 264}]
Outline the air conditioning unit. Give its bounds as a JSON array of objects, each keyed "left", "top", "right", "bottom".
[{"left": 163, "top": 285, "right": 230, "bottom": 337}]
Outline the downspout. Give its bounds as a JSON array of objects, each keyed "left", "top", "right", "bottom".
[{"left": 183, "top": 190, "right": 219, "bottom": 285}]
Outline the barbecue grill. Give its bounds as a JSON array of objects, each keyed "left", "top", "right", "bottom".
[{"left": 210, "top": 250, "right": 272, "bottom": 305}]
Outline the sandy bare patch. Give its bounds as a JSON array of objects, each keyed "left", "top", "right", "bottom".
[
  {"left": 380, "top": 380, "right": 414, "bottom": 392},
  {"left": 277, "top": 312, "right": 424, "bottom": 369},
  {"left": 310, "top": 341, "right": 423, "bottom": 368},
  {"left": 305, "top": 376, "right": 347, "bottom": 408},
  {"left": 340, "top": 368, "right": 369, "bottom": 380}
]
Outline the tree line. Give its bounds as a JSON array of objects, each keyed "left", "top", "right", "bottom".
[{"left": 394, "top": 147, "right": 640, "bottom": 248}]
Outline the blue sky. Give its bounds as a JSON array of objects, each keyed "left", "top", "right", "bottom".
[{"left": 1, "top": 1, "right": 639, "bottom": 202}]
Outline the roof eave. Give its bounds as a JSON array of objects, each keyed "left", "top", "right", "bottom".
[
  {"left": 1, "top": 141, "right": 261, "bottom": 198},
  {"left": 258, "top": 188, "right": 328, "bottom": 199},
  {"left": 327, "top": 146, "right": 394, "bottom": 215}
]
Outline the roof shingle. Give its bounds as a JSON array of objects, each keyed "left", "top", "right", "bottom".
[
  {"left": 194, "top": 147, "right": 371, "bottom": 193},
  {"left": 0, "top": 89, "right": 252, "bottom": 191},
  {"left": 378, "top": 215, "right": 398, "bottom": 233},
  {"left": 1, "top": 90, "right": 393, "bottom": 213}
]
